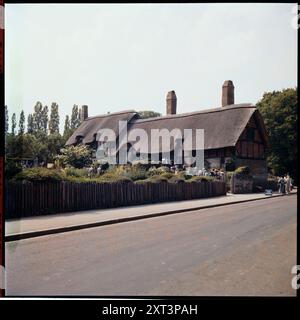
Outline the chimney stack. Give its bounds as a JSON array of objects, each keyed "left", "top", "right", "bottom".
[
  {"left": 80, "top": 105, "right": 88, "bottom": 121},
  {"left": 166, "top": 90, "right": 177, "bottom": 115},
  {"left": 222, "top": 80, "right": 234, "bottom": 107}
]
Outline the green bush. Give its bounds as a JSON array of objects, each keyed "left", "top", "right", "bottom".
[
  {"left": 57, "top": 145, "right": 93, "bottom": 168},
  {"left": 235, "top": 166, "right": 250, "bottom": 175},
  {"left": 168, "top": 176, "right": 185, "bottom": 184},
  {"left": 64, "top": 167, "right": 88, "bottom": 178},
  {"left": 5, "top": 160, "right": 22, "bottom": 179},
  {"left": 148, "top": 166, "right": 170, "bottom": 176},
  {"left": 63, "top": 175, "right": 132, "bottom": 184},
  {"left": 123, "top": 167, "right": 148, "bottom": 181},
  {"left": 160, "top": 172, "right": 174, "bottom": 180},
  {"left": 97, "top": 172, "right": 133, "bottom": 183},
  {"left": 145, "top": 175, "right": 168, "bottom": 183},
  {"left": 13, "top": 167, "right": 63, "bottom": 182},
  {"left": 187, "top": 175, "right": 213, "bottom": 183},
  {"left": 225, "top": 158, "right": 236, "bottom": 171}
]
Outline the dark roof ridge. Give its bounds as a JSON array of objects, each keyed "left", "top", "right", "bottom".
[{"left": 131, "top": 103, "right": 255, "bottom": 124}]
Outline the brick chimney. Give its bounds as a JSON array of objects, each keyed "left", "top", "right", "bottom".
[
  {"left": 166, "top": 90, "right": 177, "bottom": 115},
  {"left": 80, "top": 105, "right": 88, "bottom": 121},
  {"left": 222, "top": 80, "right": 234, "bottom": 107}
]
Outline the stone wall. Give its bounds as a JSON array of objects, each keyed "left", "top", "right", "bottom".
[{"left": 231, "top": 173, "right": 253, "bottom": 194}]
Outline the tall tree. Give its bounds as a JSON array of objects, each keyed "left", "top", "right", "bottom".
[
  {"left": 33, "top": 101, "right": 44, "bottom": 132},
  {"left": 71, "top": 104, "right": 80, "bottom": 129},
  {"left": 41, "top": 105, "right": 49, "bottom": 133},
  {"left": 63, "top": 115, "right": 72, "bottom": 138},
  {"left": 5, "top": 105, "right": 9, "bottom": 134},
  {"left": 257, "top": 88, "right": 297, "bottom": 182},
  {"left": 18, "top": 110, "right": 25, "bottom": 135},
  {"left": 49, "top": 102, "right": 60, "bottom": 134},
  {"left": 27, "top": 114, "right": 34, "bottom": 134},
  {"left": 11, "top": 113, "right": 16, "bottom": 135}
]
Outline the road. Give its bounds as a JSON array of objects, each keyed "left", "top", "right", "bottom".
[{"left": 5, "top": 195, "right": 297, "bottom": 296}]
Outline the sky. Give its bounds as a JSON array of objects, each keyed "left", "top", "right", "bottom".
[{"left": 5, "top": 3, "right": 298, "bottom": 133}]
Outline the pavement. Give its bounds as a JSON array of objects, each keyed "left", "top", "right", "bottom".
[
  {"left": 5, "top": 195, "right": 297, "bottom": 296},
  {"left": 5, "top": 190, "right": 297, "bottom": 241}
]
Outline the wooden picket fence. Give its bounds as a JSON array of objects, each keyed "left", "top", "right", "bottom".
[{"left": 5, "top": 180, "right": 226, "bottom": 218}]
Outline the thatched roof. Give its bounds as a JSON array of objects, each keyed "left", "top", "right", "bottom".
[
  {"left": 66, "top": 104, "right": 269, "bottom": 152},
  {"left": 66, "top": 110, "right": 138, "bottom": 145}
]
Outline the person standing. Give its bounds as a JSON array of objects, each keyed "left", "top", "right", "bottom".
[
  {"left": 278, "top": 176, "right": 285, "bottom": 194},
  {"left": 285, "top": 174, "right": 291, "bottom": 194}
]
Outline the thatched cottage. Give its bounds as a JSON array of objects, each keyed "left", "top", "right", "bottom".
[{"left": 66, "top": 81, "right": 269, "bottom": 176}]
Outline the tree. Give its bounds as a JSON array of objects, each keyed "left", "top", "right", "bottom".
[
  {"left": 18, "top": 110, "right": 25, "bottom": 135},
  {"left": 256, "top": 88, "right": 297, "bottom": 182},
  {"left": 57, "top": 145, "right": 92, "bottom": 168},
  {"left": 5, "top": 133, "right": 44, "bottom": 161},
  {"left": 138, "top": 110, "right": 162, "bottom": 119},
  {"left": 41, "top": 105, "right": 49, "bottom": 133},
  {"left": 5, "top": 105, "right": 9, "bottom": 134},
  {"left": 11, "top": 113, "right": 16, "bottom": 135},
  {"left": 33, "top": 101, "right": 44, "bottom": 132},
  {"left": 46, "top": 133, "right": 66, "bottom": 162},
  {"left": 63, "top": 115, "right": 73, "bottom": 139},
  {"left": 27, "top": 114, "right": 34, "bottom": 134},
  {"left": 49, "top": 102, "right": 60, "bottom": 134},
  {"left": 71, "top": 104, "right": 80, "bottom": 129}
]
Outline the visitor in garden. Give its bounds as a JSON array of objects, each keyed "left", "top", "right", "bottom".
[
  {"left": 278, "top": 176, "right": 286, "bottom": 194},
  {"left": 96, "top": 165, "right": 103, "bottom": 176},
  {"left": 87, "top": 166, "right": 94, "bottom": 178},
  {"left": 284, "top": 174, "right": 291, "bottom": 194}
]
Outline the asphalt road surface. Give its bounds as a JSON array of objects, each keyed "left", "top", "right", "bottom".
[{"left": 5, "top": 195, "right": 297, "bottom": 296}]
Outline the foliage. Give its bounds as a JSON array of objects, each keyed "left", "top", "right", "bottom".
[
  {"left": 160, "top": 172, "right": 174, "bottom": 180},
  {"left": 33, "top": 101, "right": 44, "bottom": 132},
  {"left": 49, "top": 102, "right": 60, "bottom": 134},
  {"left": 11, "top": 113, "right": 16, "bottom": 135},
  {"left": 187, "top": 175, "right": 214, "bottom": 182},
  {"left": 234, "top": 166, "right": 250, "bottom": 175},
  {"left": 71, "top": 104, "right": 81, "bottom": 129},
  {"left": 148, "top": 166, "right": 170, "bottom": 175},
  {"left": 41, "top": 105, "right": 49, "bottom": 133},
  {"left": 5, "top": 105, "right": 9, "bottom": 134},
  {"left": 256, "top": 88, "right": 297, "bottom": 182},
  {"left": 13, "top": 167, "right": 63, "bottom": 182},
  {"left": 63, "top": 115, "right": 74, "bottom": 140},
  {"left": 18, "top": 110, "right": 25, "bottom": 135},
  {"left": 97, "top": 173, "right": 133, "bottom": 183},
  {"left": 123, "top": 167, "right": 148, "bottom": 181},
  {"left": 5, "top": 160, "right": 22, "bottom": 179},
  {"left": 225, "top": 157, "right": 236, "bottom": 171},
  {"left": 46, "top": 133, "right": 66, "bottom": 162},
  {"left": 144, "top": 175, "right": 168, "bottom": 183},
  {"left": 57, "top": 145, "right": 93, "bottom": 168},
  {"left": 6, "top": 133, "right": 44, "bottom": 161},
  {"left": 63, "top": 167, "right": 88, "bottom": 178},
  {"left": 168, "top": 175, "right": 185, "bottom": 184},
  {"left": 27, "top": 114, "right": 34, "bottom": 134},
  {"left": 138, "top": 110, "right": 162, "bottom": 119}
]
